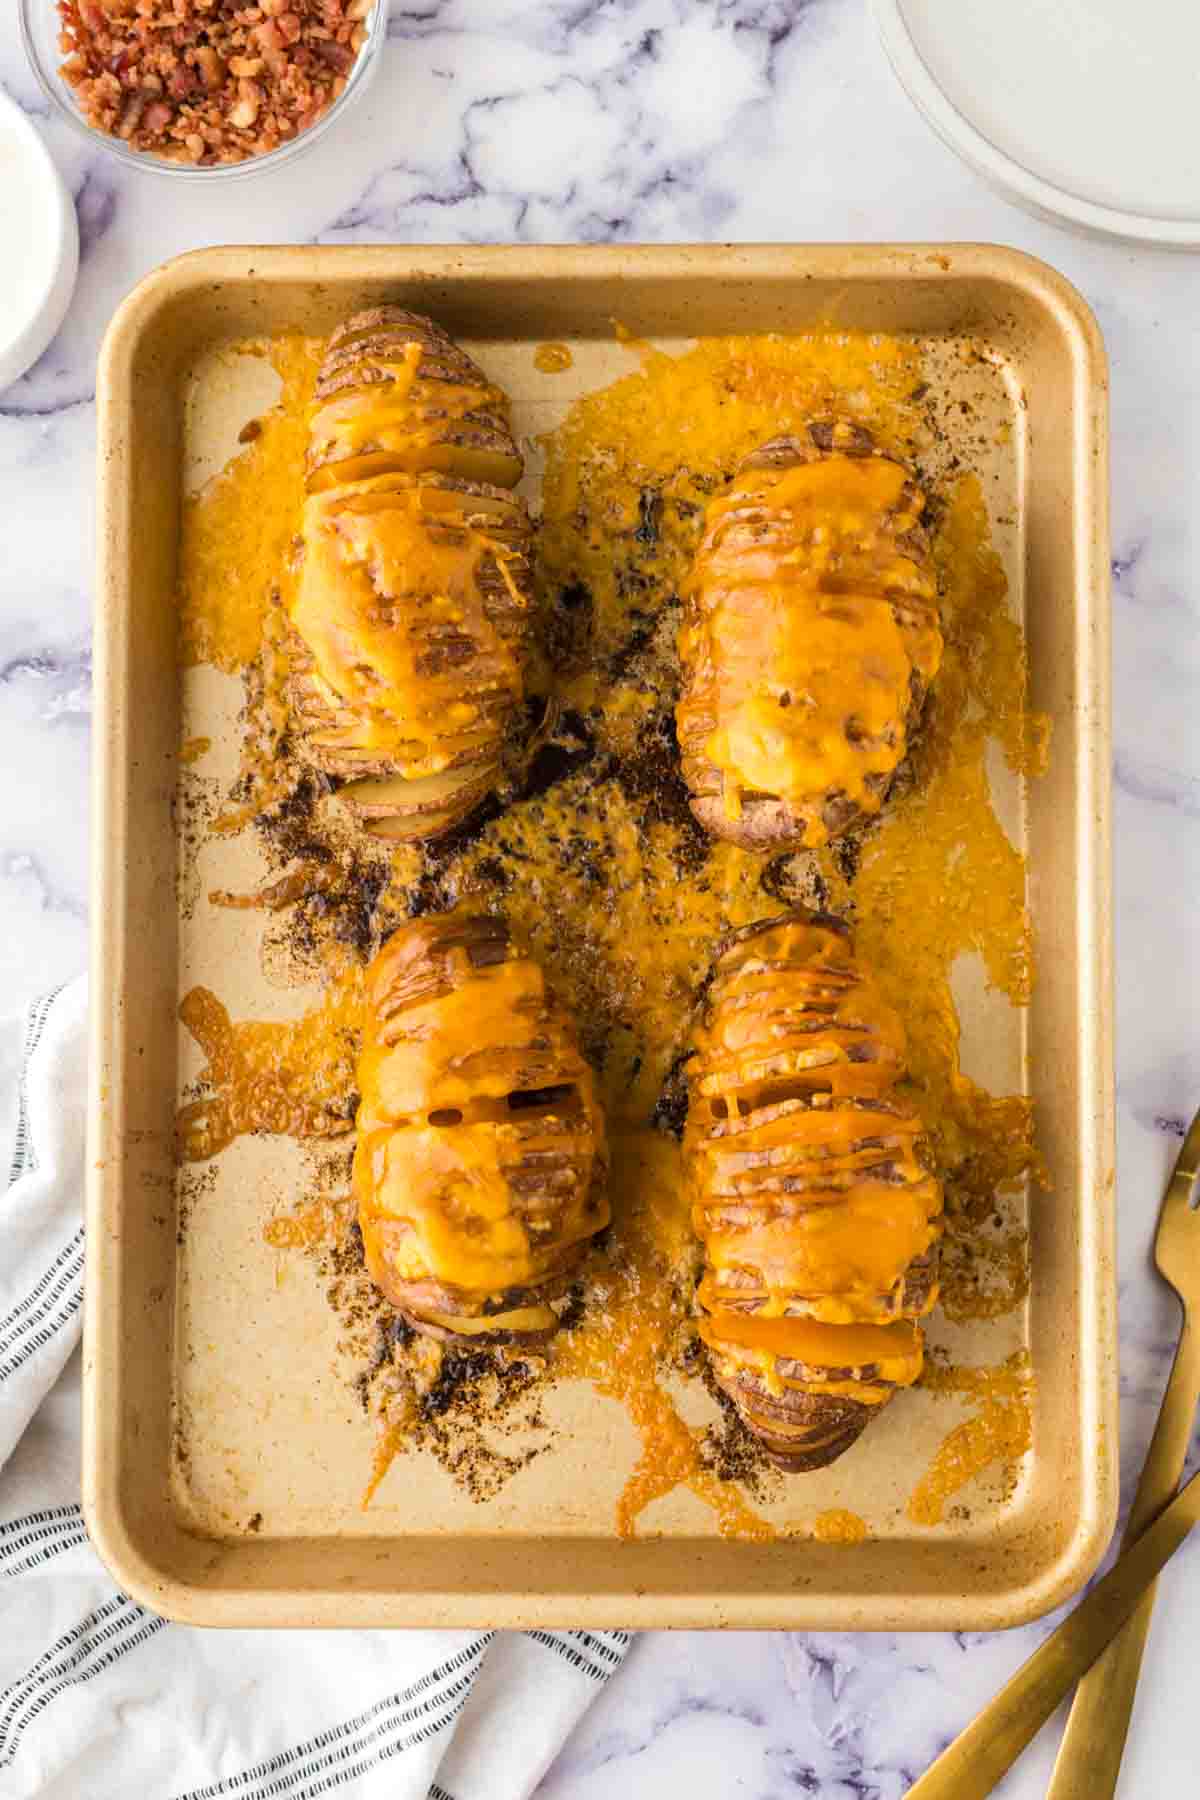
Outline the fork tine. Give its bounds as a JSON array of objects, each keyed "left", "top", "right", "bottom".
[{"left": 1165, "top": 1104, "right": 1200, "bottom": 1212}]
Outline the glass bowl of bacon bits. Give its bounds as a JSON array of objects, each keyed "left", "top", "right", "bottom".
[{"left": 20, "top": 0, "right": 387, "bottom": 176}]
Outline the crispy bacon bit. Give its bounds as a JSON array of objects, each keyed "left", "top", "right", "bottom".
[
  {"left": 56, "top": 0, "right": 373, "bottom": 166},
  {"left": 254, "top": 19, "right": 290, "bottom": 73},
  {"left": 167, "top": 63, "right": 197, "bottom": 100},
  {"left": 314, "top": 38, "right": 354, "bottom": 73},
  {"left": 194, "top": 46, "right": 225, "bottom": 91}
]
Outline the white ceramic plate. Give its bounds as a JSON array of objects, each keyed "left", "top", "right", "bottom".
[
  {"left": 0, "top": 91, "right": 79, "bottom": 391},
  {"left": 874, "top": 0, "right": 1200, "bottom": 247}
]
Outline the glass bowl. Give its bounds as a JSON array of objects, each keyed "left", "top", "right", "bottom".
[{"left": 19, "top": 0, "right": 389, "bottom": 181}]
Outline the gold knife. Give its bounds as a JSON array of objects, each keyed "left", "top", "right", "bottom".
[
  {"left": 904, "top": 1463, "right": 1200, "bottom": 1799},
  {"left": 1046, "top": 1106, "right": 1200, "bottom": 1797}
]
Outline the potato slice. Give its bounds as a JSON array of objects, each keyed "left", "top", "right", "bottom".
[
  {"left": 307, "top": 438, "right": 524, "bottom": 495},
  {"left": 342, "top": 765, "right": 495, "bottom": 841}
]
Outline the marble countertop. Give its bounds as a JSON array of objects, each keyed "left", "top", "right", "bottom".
[{"left": 2, "top": 2, "right": 1199, "bottom": 1794}]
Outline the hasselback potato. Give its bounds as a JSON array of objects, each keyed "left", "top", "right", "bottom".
[
  {"left": 676, "top": 418, "right": 943, "bottom": 850},
  {"left": 353, "top": 908, "right": 609, "bottom": 1345},
  {"left": 288, "top": 309, "right": 533, "bottom": 841},
  {"left": 686, "top": 909, "right": 942, "bottom": 1470}
]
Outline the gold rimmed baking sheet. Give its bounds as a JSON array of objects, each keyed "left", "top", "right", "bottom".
[{"left": 86, "top": 244, "right": 1114, "bottom": 1629}]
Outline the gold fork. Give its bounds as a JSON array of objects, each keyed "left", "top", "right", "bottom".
[
  {"left": 905, "top": 1103, "right": 1200, "bottom": 1800},
  {"left": 1045, "top": 1102, "right": 1200, "bottom": 1798}
]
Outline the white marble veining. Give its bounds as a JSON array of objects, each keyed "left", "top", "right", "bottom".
[{"left": 2, "top": 1, "right": 1200, "bottom": 1793}]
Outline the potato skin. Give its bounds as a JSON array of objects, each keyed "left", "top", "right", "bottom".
[
  {"left": 686, "top": 790, "right": 838, "bottom": 853},
  {"left": 353, "top": 909, "right": 609, "bottom": 1348},
  {"left": 288, "top": 309, "right": 532, "bottom": 841},
  {"left": 686, "top": 908, "right": 942, "bottom": 1471},
  {"left": 676, "top": 419, "right": 942, "bottom": 851}
]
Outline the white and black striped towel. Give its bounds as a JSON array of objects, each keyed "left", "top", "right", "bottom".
[{"left": 0, "top": 982, "right": 630, "bottom": 1799}]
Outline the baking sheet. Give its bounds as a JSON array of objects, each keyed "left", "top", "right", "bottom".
[{"left": 86, "top": 245, "right": 1115, "bottom": 1629}]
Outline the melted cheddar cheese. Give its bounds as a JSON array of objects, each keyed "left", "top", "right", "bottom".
[
  {"left": 293, "top": 479, "right": 525, "bottom": 771},
  {"left": 553, "top": 1129, "right": 776, "bottom": 1540},
  {"left": 179, "top": 337, "right": 318, "bottom": 673},
  {"left": 307, "top": 338, "right": 510, "bottom": 488},
  {"left": 288, "top": 311, "right": 532, "bottom": 840},
  {"left": 678, "top": 447, "right": 942, "bottom": 842},
  {"left": 700, "top": 1182, "right": 939, "bottom": 1308},
  {"left": 687, "top": 911, "right": 942, "bottom": 1468},
  {"left": 178, "top": 323, "right": 1044, "bottom": 1533},
  {"left": 534, "top": 343, "right": 574, "bottom": 373},
  {"left": 813, "top": 1508, "right": 869, "bottom": 1545},
  {"left": 690, "top": 915, "right": 942, "bottom": 1317},
  {"left": 908, "top": 1352, "right": 1034, "bottom": 1525},
  {"left": 699, "top": 1313, "right": 921, "bottom": 1366},
  {"left": 176, "top": 971, "right": 362, "bottom": 1162},
  {"left": 353, "top": 911, "right": 608, "bottom": 1336}
]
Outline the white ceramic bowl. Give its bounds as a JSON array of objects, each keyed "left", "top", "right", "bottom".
[{"left": 0, "top": 91, "right": 79, "bottom": 393}]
